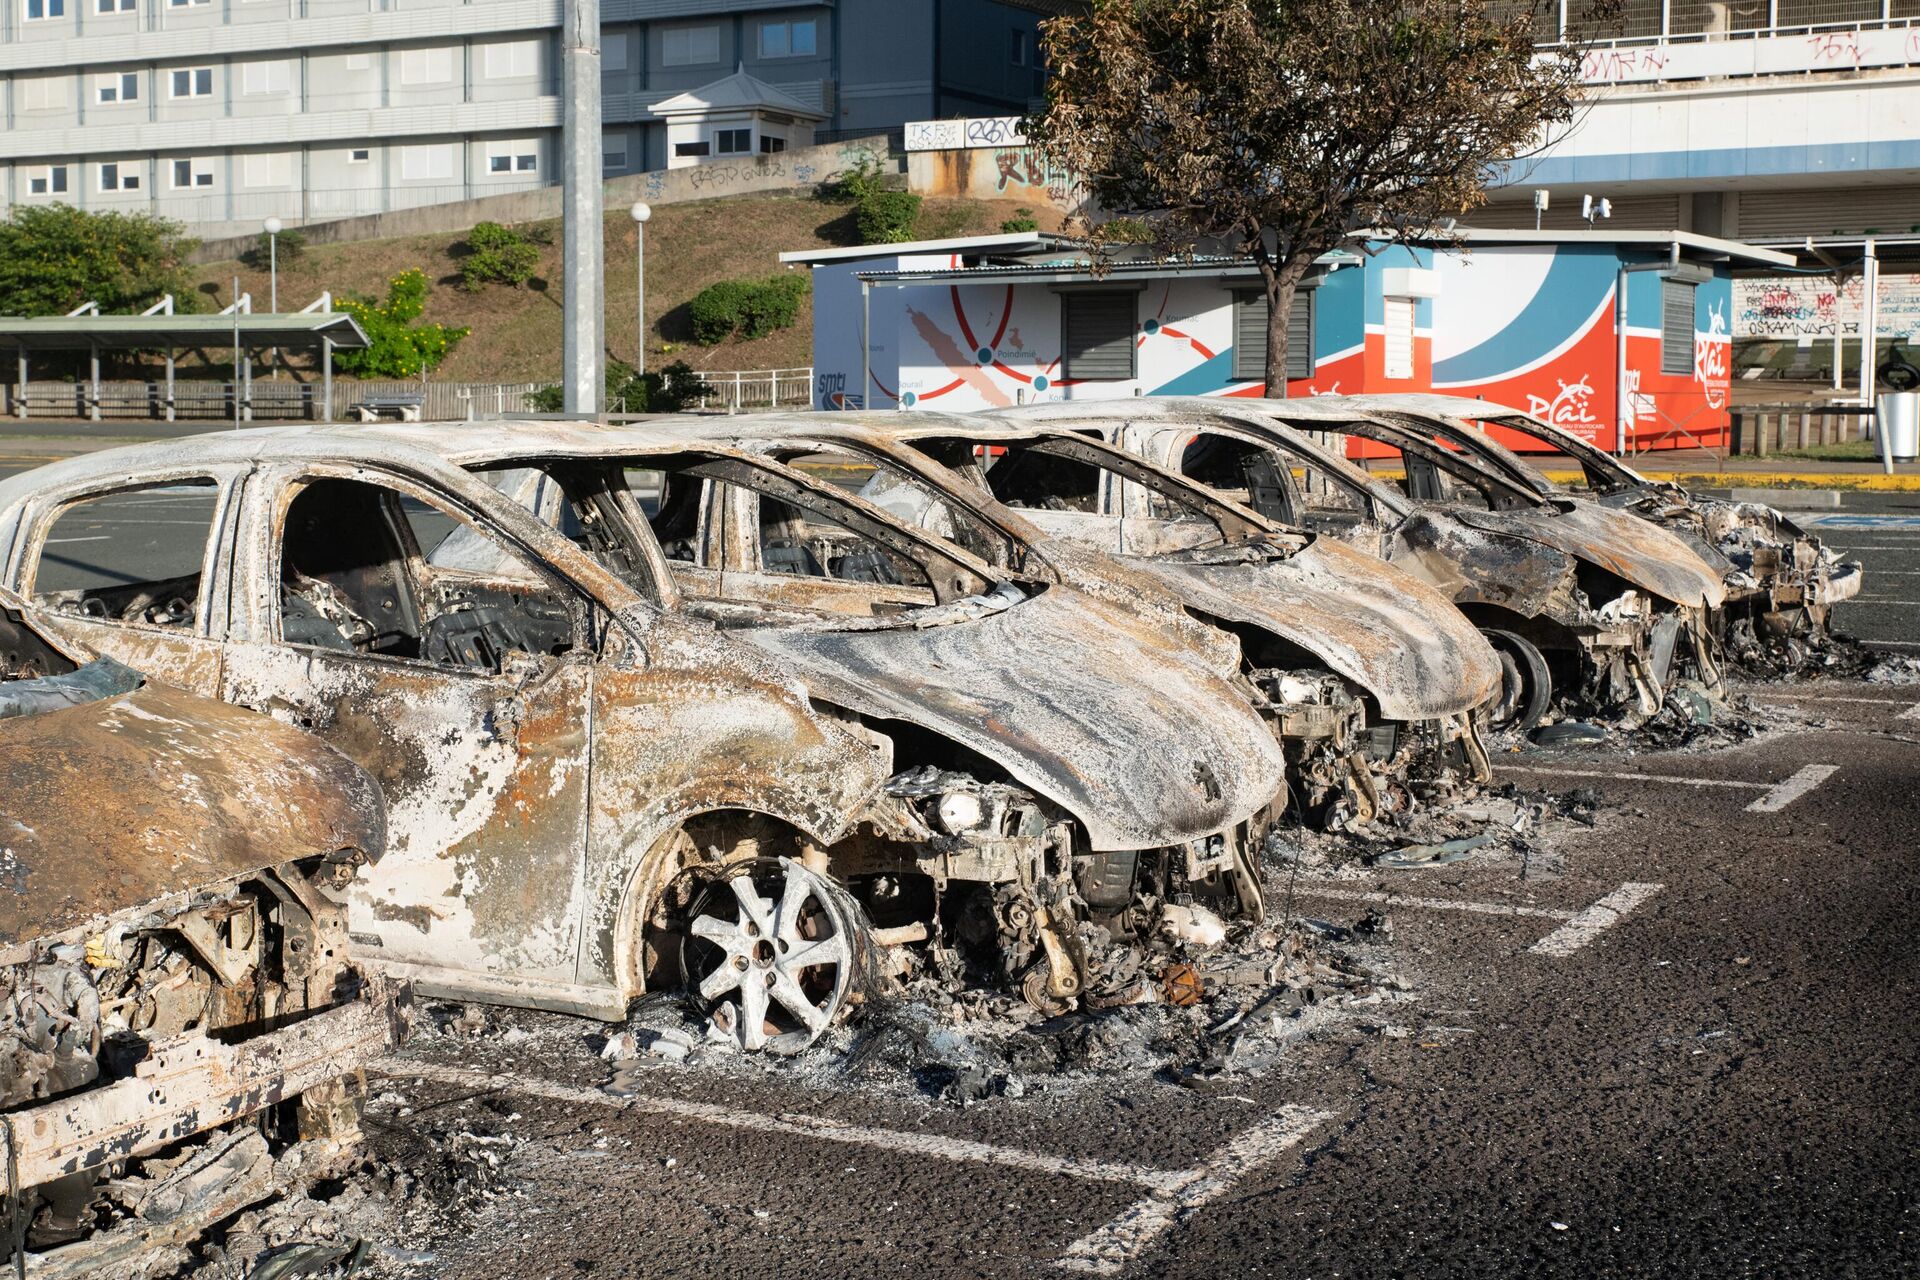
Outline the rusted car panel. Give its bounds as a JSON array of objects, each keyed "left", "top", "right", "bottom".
[
  {"left": 0, "top": 629, "right": 396, "bottom": 1273},
  {"left": 1338, "top": 393, "right": 1864, "bottom": 644},
  {"left": 0, "top": 426, "right": 1286, "bottom": 1036}
]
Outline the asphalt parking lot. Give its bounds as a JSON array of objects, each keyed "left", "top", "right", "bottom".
[{"left": 0, "top": 445, "right": 1913, "bottom": 1277}]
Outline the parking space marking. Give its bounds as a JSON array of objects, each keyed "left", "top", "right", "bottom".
[
  {"left": 1859, "top": 598, "right": 1920, "bottom": 605},
  {"left": 1867, "top": 639, "right": 1920, "bottom": 648},
  {"left": 1498, "top": 764, "right": 1768, "bottom": 791},
  {"left": 1056, "top": 1105, "right": 1336, "bottom": 1276},
  {"left": 1527, "top": 883, "right": 1665, "bottom": 957},
  {"left": 1901, "top": 704, "right": 1920, "bottom": 720},
  {"left": 1745, "top": 764, "right": 1840, "bottom": 813},
  {"left": 380, "top": 1061, "right": 1188, "bottom": 1192},
  {"left": 1293, "top": 886, "right": 1574, "bottom": 920}
]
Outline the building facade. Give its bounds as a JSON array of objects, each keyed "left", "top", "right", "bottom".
[
  {"left": 789, "top": 229, "right": 1790, "bottom": 453},
  {"left": 1482, "top": 0, "right": 1920, "bottom": 242},
  {"left": 0, "top": 0, "right": 1069, "bottom": 235}
]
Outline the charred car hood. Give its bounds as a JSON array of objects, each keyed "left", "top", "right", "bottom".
[
  {"left": 1, "top": 668, "right": 387, "bottom": 944},
  {"left": 1117, "top": 539, "right": 1501, "bottom": 722},
  {"left": 1446, "top": 502, "right": 1727, "bottom": 610},
  {"left": 734, "top": 588, "right": 1288, "bottom": 851}
]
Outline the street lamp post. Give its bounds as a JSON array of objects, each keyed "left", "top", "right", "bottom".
[
  {"left": 263, "top": 217, "right": 281, "bottom": 379},
  {"left": 631, "top": 202, "right": 651, "bottom": 381}
]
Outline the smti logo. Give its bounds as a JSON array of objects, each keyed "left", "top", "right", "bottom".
[{"left": 1526, "top": 376, "right": 1599, "bottom": 426}]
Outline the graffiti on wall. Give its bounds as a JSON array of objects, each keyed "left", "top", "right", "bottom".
[
  {"left": 1735, "top": 274, "right": 1920, "bottom": 339},
  {"left": 904, "top": 116, "right": 1028, "bottom": 152},
  {"left": 992, "top": 148, "right": 1081, "bottom": 203}
]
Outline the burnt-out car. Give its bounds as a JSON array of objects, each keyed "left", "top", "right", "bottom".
[
  {"left": 1326, "top": 393, "right": 1864, "bottom": 664},
  {"left": 630, "top": 411, "right": 1501, "bottom": 827},
  {"left": 0, "top": 427, "right": 1285, "bottom": 1043},
  {"left": 997, "top": 398, "right": 1729, "bottom": 732},
  {"left": 0, "top": 603, "right": 392, "bottom": 1278}
]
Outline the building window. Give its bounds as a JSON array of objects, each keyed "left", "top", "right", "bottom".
[
  {"left": 98, "top": 161, "right": 141, "bottom": 191},
  {"left": 1060, "top": 292, "right": 1138, "bottom": 381},
  {"left": 716, "top": 128, "right": 751, "bottom": 155},
  {"left": 1383, "top": 297, "right": 1415, "bottom": 380},
  {"left": 97, "top": 0, "right": 134, "bottom": 13},
  {"left": 96, "top": 72, "right": 140, "bottom": 104},
  {"left": 242, "top": 60, "right": 291, "bottom": 96},
  {"left": 1661, "top": 277, "right": 1696, "bottom": 376},
  {"left": 515, "top": 152, "right": 536, "bottom": 172},
  {"left": 399, "top": 48, "right": 453, "bottom": 86},
  {"left": 348, "top": 148, "right": 370, "bottom": 163},
  {"left": 759, "top": 18, "right": 816, "bottom": 58},
  {"left": 168, "top": 0, "right": 211, "bottom": 7},
  {"left": 242, "top": 153, "right": 289, "bottom": 189},
  {"left": 170, "top": 67, "right": 215, "bottom": 99},
  {"left": 603, "top": 32, "right": 628, "bottom": 73},
  {"left": 603, "top": 141, "right": 628, "bottom": 174},
  {"left": 674, "top": 140, "right": 710, "bottom": 158},
  {"left": 483, "top": 41, "right": 539, "bottom": 80},
  {"left": 759, "top": 135, "right": 786, "bottom": 154},
  {"left": 27, "top": 166, "right": 69, "bottom": 196},
  {"left": 662, "top": 25, "right": 719, "bottom": 67},
  {"left": 170, "top": 158, "right": 214, "bottom": 188},
  {"left": 1232, "top": 289, "right": 1314, "bottom": 382},
  {"left": 1011, "top": 29, "right": 1029, "bottom": 66},
  {"left": 345, "top": 53, "right": 372, "bottom": 72},
  {"left": 400, "top": 144, "right": 454, "bottom": 182},
  {"left": 24, "top": 0, "right": 65, "bottom": 20}
]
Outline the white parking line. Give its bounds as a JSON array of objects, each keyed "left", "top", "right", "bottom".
[
  {"left": 1867, "top": 639, "right": 1920, "bottom": 648},
  {"left": 1901, "top": 704, "right": 1920, "bottom": 721},
  {"left": 1497, "top": 764, "right": 1768, "bottom": 791},
  {"left": 381, "top": 1060, "right": 1186, "bottom": 1191},
  {"left": 1293, "top": 886, "right": 1574, "bottom": 920},
  {"left": 1857, "top": 598, "right": 1920, "bottom": 606},
  {"left": 1527, "top": 883, "right": 1665, "bottom": 957},
  {"left": 1057, "top": 1105, "right": 1335, "bottom": 1276},
  {"left": 1745, "top": 764, "right": 1840, "bottom": 813},
  {"left": 44, "top": 535, "right": 110, "bottom": 544}
]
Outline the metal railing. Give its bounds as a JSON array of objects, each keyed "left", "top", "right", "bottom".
[
  {"left": 682, "top": 368, "right": 815, "bottom": 413},
  {"left": 1530, "top": 0, "right": 1920, "bottom": 46}
]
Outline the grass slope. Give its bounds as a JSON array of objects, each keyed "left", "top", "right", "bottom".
[{"left": 191, "top": 192, "right": 1062, "bottom": 384}]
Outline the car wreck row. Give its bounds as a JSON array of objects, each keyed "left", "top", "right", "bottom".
[{"left": 0, "top": 393, "right": 1861, "bottom": 1267}]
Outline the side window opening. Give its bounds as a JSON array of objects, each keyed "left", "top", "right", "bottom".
[
  {"left": 1177, "top": 433, "right": 1292, "bottom": 523},
  {"left": 278, "top": 477, "right": 575, "bottom": 672},
  {"left": 756, "top": 492, "right": 932, "bottom": 589},
  {"left": 640, "top": 470, "right": 703, "bottom": 563},
  {"left": 32, "top": 478, "right": 219, "bottom": 630},
  {"left": 981, "top": 445, "right": 1101, "bottom": 512}
]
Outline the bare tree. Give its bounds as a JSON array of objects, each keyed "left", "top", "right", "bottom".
[{"left": 1027, "top": 0, "right": 1611, "bottom": 395}]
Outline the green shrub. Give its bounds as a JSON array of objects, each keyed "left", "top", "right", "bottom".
[
  {"left": 999, "top": 207, "right": 1040, "bottom": 234},
  {"left": 527, "top": 359, "right": 708, "bottom": 414},
  {"left": 689, "top": 274, "right": 810, "bottom": 345},
  {"left": 0, "top": 205, "right": 200, "bottom": 317},
  {"left": 1097, "top": 216, "right": 1155, "bottom": 245},
  {"left": 242, "top": 227, "right": 308, "bottom": 272},
  {"left": 459, "top": 221, "right": 541, "bottom": 291},
  {"left": 856, "top": 191, "right": 922, "bottom": 245},
  {"left": 331, "top": 269, "right": 468, "bottom": 379}
]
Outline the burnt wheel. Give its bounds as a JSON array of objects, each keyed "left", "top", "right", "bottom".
[
  {"left": 1482, "top": 628, "right": 1552, "bottom": 730},
  {"left": 680, "top": 858, "right": 861, "bottom": 1054}
]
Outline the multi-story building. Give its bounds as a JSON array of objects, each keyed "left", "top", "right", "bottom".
[
  {"left": 1481, "top": 1, "right": 1920, "bottom": 242},
  {"left": 0, "top": 0, "right": 1072, "bottom": 235}
]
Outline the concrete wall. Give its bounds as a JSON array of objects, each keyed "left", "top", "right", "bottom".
[
  {"left": 188, "top": 134, "right": 894, "bottom": 263},
  {"left": 907, "top": 144, "right": 1086, "bottom": 216}
]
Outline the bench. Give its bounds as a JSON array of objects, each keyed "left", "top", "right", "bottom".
[{"left": 348, "top": 394, "right": 425, "bottom": 423}]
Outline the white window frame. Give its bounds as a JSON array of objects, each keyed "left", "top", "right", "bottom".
[
  {"left": 399, "top": 143, "right": 454, "bottom": 182},
  {"left": 241, "top": 60, "right": 291, "bottom": 97},
  {"left": 96, "top": 72, "right": 140, "bottom": 104},
  {"left": 661, "top": 25, "right": 719, "bottom": 67},
  {"left": 399, "top": 47, "right": 454, "bottom": 86},
  {"left": 24, "top": 0, "right": 66, "bottom": 21},
  {"left": 715, "top": 127, "right": 751, "bottom": 156},
  {"left": 169, "top": 67, "right": 216, "bottom": 99},
  {"left": 20, "top": 78, "right": 67, "bottom": 112},
  {"left": 674, "top": 140, "right": 710, "bottom": 159},
  {"left": 167, "top": 0, "right": 212, "bottom": 8},
  {"left": 27, "top": 165, "right": 70, "bottom": 196},
  {"left": 169, "top": 157, "right": 214, "bottom": 189},
  {"left": 1383, "top": 297, "right": 1416, "bottom": 380},
  {"left": 347, "top": 147, "right": 371, "bottom": 164},
  {"left": 759, "top": 18, "right": 816, "bottom": 59},
  {"left": 482, "top": 40, "right": 538, "bottom": 80},
  {"left": 602, "top": 140, "right": 629, "bottom": 173},
  {"left": 241, "top": 153, "right": 289, "bottom": 189},
  {"left": 759, "top": 135, "right": 786, "bottom": 155},
  {"left": 97, "top": 160, "right": 142, "bottom": 192}
]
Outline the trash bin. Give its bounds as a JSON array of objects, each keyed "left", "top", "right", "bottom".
[{"left": 1876, "top": 391, "right": 1920, "bottom": 461}]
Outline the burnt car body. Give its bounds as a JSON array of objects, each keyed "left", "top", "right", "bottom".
[
  {"left": 0, "top": 608, "right": 392, "bottom": 1278},
  {"left": 996, "top": 398, "right": 1728, "bottom": 731},
  {"left": 0, "top": 426, "right": 1285, "bottom": 1043},
  {"left": 635, "top": 411, "right": 1502, "bottom": 826},
  {"left": 1325, "top": 393, "right": 1864, "bottom": 661}
]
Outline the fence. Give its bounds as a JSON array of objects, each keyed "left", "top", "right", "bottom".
[
  {"left": 1728, "top": 403, "right": 1877, "bottom": 455},
  {"left": 683, "top": 368, "right": 815, "bottom": 413},
  {"left": 4, "top": 378, "right": 548, "bottom": 423}
]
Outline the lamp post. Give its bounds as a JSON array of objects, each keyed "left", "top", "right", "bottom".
[
  {"left": 263, "top": 217, "right": 281, "bottom": 379},
  {"left": 631, "top": 201, "right": 651, "bottom": 380}
]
